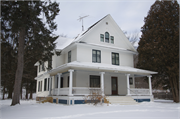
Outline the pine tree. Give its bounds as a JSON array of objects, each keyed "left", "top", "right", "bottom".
[
  {"left": 1, "top": 1, "right": 60, "bottom": 105},
  {"left": 137, "top": 0, "right": 179, "bottom": 102}
]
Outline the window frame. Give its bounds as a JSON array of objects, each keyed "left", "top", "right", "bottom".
[
  {"left": 111, "top": 36, "right": 114, "bottom": 44},
  {"left": 68, "top": 51, "right": 71, "bottom": 63},
  {"left": 90, "top": 75, "right": 100, "bottom": 87},
  {"left": 100, "top": 34, "right": 104, "bottom": 42},
  {"left": 105, "top": 32, "right": 109, "bottom": 43},
  {"left": 112, "top": 52, "right": 119, "bottom": 65},
  {"left": 92, "top": 49, "right": 101, "bottom": 63}
]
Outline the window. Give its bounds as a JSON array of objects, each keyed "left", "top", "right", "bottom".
[
  {"left": 92, "top": 50, "right": 101, "bottom": 63},
  {"left": 38, "top": 81, "right": 41, "bottom": 92},
  {"left": 38, "top": 81, "right": 42, "bottom": 92},
  {"left": 67, "top": 76, "right": 69, "bottom": 87},
  {"left": 129, "top": 77, "right": 133, "bottom": 85},
  {"left": 111, "top": 36, "right": 114, "bottom": 44},
  {"left": 47, "top": 78, "right": 49, "bottom": 91},
  {"left": 90, "top": 75, "right": 100, "bottom": 87},
  {"left": 105, "top": 32, "right": 109, "bottom": 43},
  {"left": 44, "top": 78, "right": 47, "bottom": 91},
  {"left": 40, "top": 81, "right": 42, "bottom": 91},
  {"left": 68, "top": 51, "right": 71, "bottom": 63},
  {"left": 100, "top": 34, "right": 104, "bottom": 42},
  {"left": 112, "top": 52, "right": 119, "bottom": 65},
  {"left": 39, "top": 65, "right": 41, "bottom": 72},
  {"left": 61, "top": 77, "right": 63, "bottom": 88},
  {"left": 55, "top": 76, "right": 59, "bottom": 88},
  {"left": 42, "top": 62, "right": 45, "bottom": 71}
]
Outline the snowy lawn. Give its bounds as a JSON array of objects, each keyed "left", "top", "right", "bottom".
[{"left": 0, "top": 99, "right": 179, "bottom": 119}]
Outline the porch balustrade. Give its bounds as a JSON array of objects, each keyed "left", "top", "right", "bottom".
[
  {"left": 51, "top": 87, "right": 101, "bottom": 96},
  {"left": 129, "top": 88, "right": 150, "bottom": 95}
]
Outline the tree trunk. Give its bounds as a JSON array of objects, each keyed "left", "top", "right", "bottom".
[
  {"left": 7, "top": 89, "right": 13, "bottom": 99},
  {"left": 26, "top": 89, "right": 28, "bottom": 100},
  {"left": 2, "top": 87, "right": 5, "bottom": 100},
  {"left": 11, "top": 27, "right": 25, "bottom": 106},
  {"left": 29, "top": 90, "right": 33, "bottom": 99},
  {"left": 169, "top": 76, "right": 179, "bottom": 103}
]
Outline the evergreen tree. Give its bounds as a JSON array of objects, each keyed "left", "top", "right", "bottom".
[
  {"left": 137, "top": 0, "right": 179, "bottom": 102},
  {"left": 1, "top": 1, "right": 60, "bottom": 105}
]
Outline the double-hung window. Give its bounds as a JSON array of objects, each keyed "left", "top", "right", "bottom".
[
  {"left": 68, "top": 51, "right": 71, "bottom": 63},
  {"left": 92, "top": 50, "right": 101, "bottom": 63},
  {"left": 111, "top": 36, "right": 114, "bottom": 44},
  {"left": 100, "top": 34, "right": 104, "bottom": 42},
  {"left": 112, "top": 52, "right": 119, "bottom": 65}
]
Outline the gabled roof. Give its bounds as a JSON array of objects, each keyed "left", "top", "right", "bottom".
[
  {"left": 54, "top": 15, "right": 107, "bottom": 50},
  {"left": 55, "top": 14, "right": 136, "bottom": 52}
]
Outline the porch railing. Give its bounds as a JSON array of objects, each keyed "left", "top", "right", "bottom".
[
  {"left": 129, "top": 88, "right": 150, "bottom": 95},
  {"left": 52, "top": 87, "right": 101, "bottom": 96}
]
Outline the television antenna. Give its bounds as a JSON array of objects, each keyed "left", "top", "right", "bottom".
[{"left": 77, "top": 15, "right": 89, "bottom": 31}]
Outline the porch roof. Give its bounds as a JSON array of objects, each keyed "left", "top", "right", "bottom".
[{"left": 48, "top": 61, "right": 157, "bottom": 76}]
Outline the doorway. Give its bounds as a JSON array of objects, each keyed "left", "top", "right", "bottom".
[{"left": 111, "top": 77, "right": 118, "bottom": 95}]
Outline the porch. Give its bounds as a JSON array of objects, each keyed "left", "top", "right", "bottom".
[{"left": 51, "top": 87, "right": 151, "bottom": 96}]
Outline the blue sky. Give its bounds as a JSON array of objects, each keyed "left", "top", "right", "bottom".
[{"left": 54, "top": 0, "right": 179, "bottom": 40}]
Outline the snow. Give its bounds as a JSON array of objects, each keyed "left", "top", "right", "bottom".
[
  {"left": 66, "top": 61, "right": 157, "bottom": 75},
  {"left": 55, "top": 37, "right": 74, "bottom": 50},
  {"left": 1, "top": 99, "right": 179, "bottom": 119}
]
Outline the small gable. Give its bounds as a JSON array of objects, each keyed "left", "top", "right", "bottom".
[{"left": 77, "top": 14, "right": 136, "bottom": 52}]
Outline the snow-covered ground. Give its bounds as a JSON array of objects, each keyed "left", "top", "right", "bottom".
[{"left": 0, "top": 99, "right": 179, "bottom": 119}]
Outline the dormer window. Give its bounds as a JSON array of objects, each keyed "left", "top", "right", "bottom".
[
  {"left": 105, "top": 32, "right": 109, "bottom": 43},
  {"left": 100, "top": 34, "right": 104, "bottom": 42},
  {"left": 111, "top": 36, "right": 114, "bottom": 44}
]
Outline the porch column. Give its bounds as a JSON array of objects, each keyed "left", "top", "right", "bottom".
[
  {"left": 68, "top": 69, "right": 74, "bottom": 96},
  {"left": 49, "top": 76, "right": 52, "bottom": 96},
  {"left": 57, "top": 73, "right": 62, "bottom": 96},
  {"left": 100, "top": 72, "right": 105, "bottom": 96},
  {"left": 126, "top": 74, "right": 130, "bottom": 96},
  {"left": 147, "top": 75, "right": 152, "bottom": 95}
]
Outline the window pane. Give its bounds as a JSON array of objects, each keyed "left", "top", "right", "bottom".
[
  {"left": 105, "top": 32, "right": 109, "bottom": 43},
  {"left": 90, "top": 75, "right": 100, "bottom": 87},
  {"left": 100, "top": 34, "right": 104, "bottom": 42},
  {"left": 68, "top": 51, "right": 71, "bottom": 63},
  {"left": 92, "top": 50, "right": 101, "bottom": 63},
  {"left": 111, "top": 36, "right": 114, "bottom": 44}
]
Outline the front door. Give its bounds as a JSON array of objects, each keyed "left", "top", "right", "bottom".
[{"left": 111, "top": 77, "right": 118, "bottom": 95}]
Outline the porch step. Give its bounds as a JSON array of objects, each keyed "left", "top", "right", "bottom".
[{"left": 106, "top": 96, "right": 138, "bottom": 105}]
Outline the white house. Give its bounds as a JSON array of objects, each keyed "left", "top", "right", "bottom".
[{"left": 34, "top": 14, "right": 157, "bottom": 105}]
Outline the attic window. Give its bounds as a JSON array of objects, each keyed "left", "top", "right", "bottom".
[
  {"left": 105, "top": 32, "right": 109, "bottom": 43},
  {"left": 111, "top": 36, "right": 114, "bottom": 44},
  {"left": 106, "top": 22, "right": 108, "bottom": 25},
  {"left": 100, "top": 34, "right": 104, "bottom": 42}
]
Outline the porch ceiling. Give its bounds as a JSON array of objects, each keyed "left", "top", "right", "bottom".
[{"left": 48, "top": 61, "right": 158, "bottom": 76}]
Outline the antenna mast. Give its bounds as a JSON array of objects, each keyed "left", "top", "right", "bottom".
[{"left": 77, "top": 15, "right": 89, "bottom": 31}]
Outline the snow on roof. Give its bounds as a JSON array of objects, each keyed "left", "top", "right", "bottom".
[
  {"left": 50, "top": 61, "right": 157, "bottom": 75},
  {"left": 55, "top": 37, "right": 74, "bottom": 50}
]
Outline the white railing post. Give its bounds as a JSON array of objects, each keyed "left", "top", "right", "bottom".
[
  {"left": 147, "top": 75, "right": 152, "bottom": 95},
  {"left": 68, "top": 69, "right": 74, "bottom": 96},
  {"left": 49, "top": 76, "right": 52, "bottom": 96},
  {"left": 57, "top": 73, "right": 62, "bottom": 96},
  {"left": 126, "top": 74, "right": 130, "bottom": 96},
  {"left": 100, "top": 72, "right": 105, "bottom": 96}
]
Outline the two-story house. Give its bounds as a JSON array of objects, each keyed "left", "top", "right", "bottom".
[{"left": 34, "top": 14, "right": 157, "bottom": 105}]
